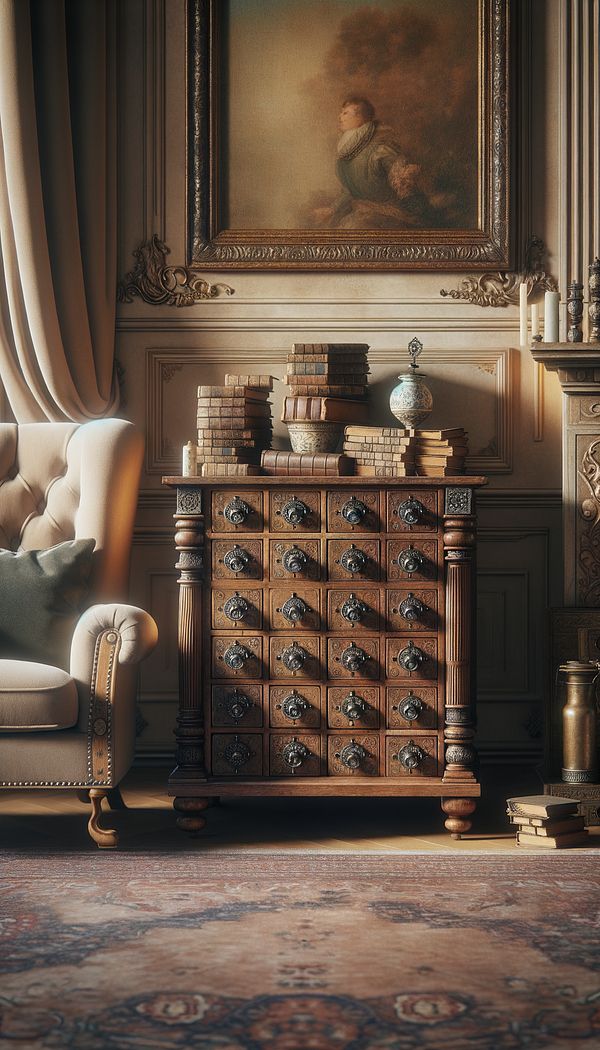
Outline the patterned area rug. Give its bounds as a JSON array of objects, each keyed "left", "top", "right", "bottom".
[{"left": 1, "top": 853, "right": 599, "bottom": 1049}]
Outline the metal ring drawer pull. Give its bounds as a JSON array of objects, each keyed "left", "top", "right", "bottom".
[
  {"left": 394, "top": 691, "right": 423, "bottom": 722},
  {"left": 282, "top": 738, "right": 310, "bottom": 771},
  {"left": 280, "top": 594, "right": 308, "bottom": 623},
  {"left": 397, "top": 641, "right": 425, "bottom": 672},
  {"left": 397, "top": 498, "right": 425, "bottom": 526},
  {"left": 222, "top": 643, "right": 252, "bottom": 670},
  {"left": 338, "top": 690, "right": 368, "bottom": 722},
  {"left": 340, "top": 497, "right": 367, "bottom": 524},
  {"left": 340, "top": 594, "right": 368, "bottom": 623},
  {"left": 281, "top": 498, "right": 309, "bottom": 525},
  {"left": 339, "top": 643, "right": 369, "bottom": 673},
  {"left": 395, "top": 742, "right": 425, "bottom": 771},
  {"left": 397, "top": 545, "right": 424, "bottom": 574},
  {"left": 282, "top": 546, "right": 308, "bottom": 574},
  {"left": 336, "top": 740, "right": 367, "bottom": 770},
  {"left": 339, "top": 545, "right": 367, "bottom": 574},
  {"left": 278, "top": 642, "right": 307, "bottom": 672},
  {"left": 278, "top": 691, "right": 309, "bottom": 721},
  {"left": 222, "top": 736, "right": 252, "bottom": 772},
  {"left": 223, "top": 593, "right": 250, "bottom": 622},
  {"left": 223, "top": 497, "right": 251, "bottom": 525},
  {"left": 223, "top": 546, "right": 250, "bottom": 573},
  {"left": 224, "top": 689, "right": 253, "bottom": 722}
]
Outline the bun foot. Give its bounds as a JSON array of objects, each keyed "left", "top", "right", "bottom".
[
  {"left": 173, "top": 796, "right": 209, "bottom": 835},
  {"left": 441, "top": 797, "right": 476, "bottom": 838}
]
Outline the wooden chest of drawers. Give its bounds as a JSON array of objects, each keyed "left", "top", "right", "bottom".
[{"left": 163, "top": 477, "right": 486, "bottom": 837}]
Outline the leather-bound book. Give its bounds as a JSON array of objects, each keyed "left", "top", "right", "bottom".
[{"left": 261, "top": 450, "right": 354, "bottom": 476}]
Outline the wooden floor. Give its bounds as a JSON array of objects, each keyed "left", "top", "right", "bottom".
[{"left": 1, "top": 763, "right": 599, "bottom": 852}]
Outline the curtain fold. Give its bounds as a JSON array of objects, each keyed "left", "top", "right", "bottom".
[{"left": 0, "top": 0, "right": 118, "bottom": 422}]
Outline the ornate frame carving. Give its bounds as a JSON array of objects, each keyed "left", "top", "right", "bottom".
[{"left": 187, "top": 0, "right": 511, "bottom": 272}]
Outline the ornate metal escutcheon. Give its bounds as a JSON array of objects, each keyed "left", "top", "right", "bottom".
[
  {"left": 340, "top": 544, "right": 367, "bottom": 574},
  {"left": 397, "top": 498, "right": 425, "bottom": 526},
  {"left": 340, "top": 497, "right": 367, "bottom": 525},
  {"left": 397, "top": 641, "right": 425, "bottom": 672},
  {"left": 281, "top": 497, "right": 309, "bottom": 526},
  {"left": 279, "top": 690, "right": 309, "bottom": 721},
  {"left": 223, "top": 593, "right": 250, "bottom": 622},
  {"left": 398, "top": 593, "right": 425, "bottom": 622},
  {"left": 397, "top": 545, "right": 424, "bottom": 574},
  {"left": 336, "top": 740, "right": 367, "bottom": 770},
  {"left": 395, "top": 691, "right": 423, "bottom": 722},
  {"left": 223, "top": 642, "right": 252, "bottom": 670},
  {"left": 340, "top": 643, "right": 369, "bottom": 672},
  {"left": 279, "top": 642, "right": 307, "bottom": 671},
  {"left": 339, "top": 690, "right": 368, "bottom": 722},
  {"left": 223, "top": 497, "right": 251, "bottom": 526},
  {"left": 281, "top": 594, "right": 308, "bottom": 623},
  {"left": 283, "top": 737, "right": 310, "bottom": 771},
  {"left": 223, "top": 545, "right": 250, "bottom": 574},
  {"left": 395, "top": 741, "right": 425, "bottom": 771},
  {"left": 340, "top": 593, "right": 368, "bottom": 624},
  {"left": 282, "top": 546, "right": 308, "bottom": 574},
  {"left": 225, "top": 689, "right": 253, "bottom": 722},
  {"left": 222, "top": 736, "right": 252, "bottom": 772}
]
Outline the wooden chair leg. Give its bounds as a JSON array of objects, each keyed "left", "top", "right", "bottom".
[
  {"left": 106, "top": 786, "right": 127, "bottom": 810},
  {"left": 88, "top": 788, "right": 118, "bottom": 849}
]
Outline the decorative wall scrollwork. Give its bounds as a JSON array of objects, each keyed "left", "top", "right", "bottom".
[
  {"left": 578, "top": 440, "right": 600, "bottom": 605},
  {"left": 439, "top": 237, "right": 558, "bottom": 308},
  {"left": 118, "top": 235, "right": 234, "bottom": 306}
]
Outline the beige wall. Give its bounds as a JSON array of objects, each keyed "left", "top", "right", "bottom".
[{"left": 118, "top": 0, "right": 597, "bottom": 761}]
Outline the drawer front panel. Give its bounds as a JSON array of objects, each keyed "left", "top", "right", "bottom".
[
  {"left": 269, "top": 490, "right": 320, "bottom": 532},
  {"left": 212, "top": 636, "right": 263, "bottom": 679},
  {"left": 386, "top": 686, "right": 438, "bottom": 729},
  {"left": 385, "top": 637, "right": 438, "bottom": 680},
  {"left": 327, "top": 637, "right": 380, "bottom": 679},
  {"left": 327, "top": 490, "right": 381, "bottom": 533},
  {"left": 211, "top": 490, "right": 263, "bottom": 532},
  {"left": 212, "top": 588, "right": 262, "bottom": 630},
  {"left": 386, "top": 589, "right": 439, "bottom": 633},
  {"left": 327, "top": 588, "right": 380, "bottom": 632},
  {"left": 385, "top": 734, "right": 440, "bottom": 777},
  {"left": 269, "top": 685, "right": 322, "bottom": 728},
  {"left": 327, "top": 686, "right": 380, "bottom": 729},
  {"left": 387, "top": 539, "right": 439, "bottom": 582},
  {"left": 211, "top": 540, "right": 263, "bottom": 580},
  {"left": 211, "top": 684, "right": 263, "bottom": 728},
  {"left": 386, "top": 489, "right": 439, "bottom": 534},
  {"left": 269, "top": 733, "right": 322, "bottom": 776},
  {"left": 327, "top": 539, "right": 380, "bottom": 581},
  {"left": 269, "top": 635, "right": 321, "bottom": 680},
  {"left": 270, "top": 587, "right": 321, "bottom": 631},
  {"left": 328, "top": 733, "right": 379, "bottom": 776},
  {"left": 211, "top": 733, "right": 263, "bottom": 776},
  {"left": 270, "top": 539, "right": 321, "bottom": 581}
]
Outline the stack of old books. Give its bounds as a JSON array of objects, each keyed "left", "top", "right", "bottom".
[
  {"left": 196, "top": 374, "right": 273, "bottom": 476},
  {"left": 507, "top": 794, "right": 588, "bottom": 849},
  {"left": 413, "top": 428, "right": 468, "bottom": 476},
  {"left": 282, "top": 343, "right": 370, "bottom": 429},
  {"left": 343, "top": 425, "right": 415, "bottom": 476}
]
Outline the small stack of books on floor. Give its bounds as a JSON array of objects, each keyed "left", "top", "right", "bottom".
[
  {"left": 282, "top": 343, "right": 370, "bottom": 429},
  {"left": 196, "top": 374, "right": 273, "bottom": 476},
  {"left": 507, "top": 794, "right": 589, "bottom": 849},
  {"left": 413, "top": 428, "right": 468, "bottom": 477},
  {"left": 343, "top": 425, "right": 415, "bottom": 476}
]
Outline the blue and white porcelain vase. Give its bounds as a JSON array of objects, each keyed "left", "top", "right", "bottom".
[{"left": 389, "top": 337, "right": 433, "bottom": 428}]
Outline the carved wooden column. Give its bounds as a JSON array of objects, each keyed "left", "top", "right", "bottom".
[
  {"left": 441, "top": 486, "right": 478, "bottom": 838},
  {"left": 168, "top": 483, "right": 209, "bottom": 833}
]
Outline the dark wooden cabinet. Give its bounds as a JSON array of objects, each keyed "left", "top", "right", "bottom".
[{"left": 163, "top": 477, "right": 485, "bottom": 837}]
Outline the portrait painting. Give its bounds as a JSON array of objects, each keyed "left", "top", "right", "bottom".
[{"left": 188, "top": 0, "right": 510, "bottom": 270}]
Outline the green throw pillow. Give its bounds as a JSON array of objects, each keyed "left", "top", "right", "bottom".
[{"left": 0, "top": 539, "right": 96, "bottom": 669}]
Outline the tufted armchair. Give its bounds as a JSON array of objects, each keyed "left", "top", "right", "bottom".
[{"left": 0, "top": 420, "right": 158, "bottom": 847}]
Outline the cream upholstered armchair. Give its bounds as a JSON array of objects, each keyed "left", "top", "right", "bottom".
[{"left": 0, "top": 420, "right": 158, "bottom": 847}]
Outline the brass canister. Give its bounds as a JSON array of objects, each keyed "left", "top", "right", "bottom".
[{"left": 559, "top": 660, "right": 598, "bottom": 783}]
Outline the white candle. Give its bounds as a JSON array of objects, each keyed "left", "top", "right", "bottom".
[
  {"left": 182, "top": 441, "right": 198, "bottom": 476},
  {"left": 519, "top": 283, "right": 528, "bottom": 345},
  {"left": 531, "top": 304, "right": 540, "bottom": 338},
  {"left": 544, "top": 291, "right": 560, "bottom": 343}
]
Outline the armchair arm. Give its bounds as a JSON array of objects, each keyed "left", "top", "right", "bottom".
[{"left": 70, "top": 604, "right": 158, "bottom": 672}]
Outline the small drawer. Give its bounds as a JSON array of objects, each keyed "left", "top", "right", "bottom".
[
  {"left": 211, "top": 490, "right": 263, "bottom": 532},
  {"left": 211, "top": 684, "right": 263, "bottom": 728},
  {"left": 386, "top": 589, "right": 439, "bottom": 632},
  {"left": 270, "top": 587, "right": 321, "bottom": 631},
  {"left": 212, "top": 636, "right": 263, "bottom": 679},
  {"left": 386, "top": 489, "right": 439, "bottom": 533},
  {"left": 387, "top": 539, "right": 439, "bottom": 582},
  {"left": 328, "top": 733, "right": 379, "bottom": 776},
  {"left": 270, "top": 635, "right": 321, "bottom": 679},
  {"left": 269, "top": 685, "right": 322, "bottom": 728},
  {"left": 385, "top": 734, "right": 440, "bottom": 778},
  {"left": 327, "top": 539, "right": 380, "bottom": 581},
  {"left": 385, "top": 637, "right": 438, "bottom": 680},
  {"left": 327, "top": 587, "right": 380, "bottom": 632},
  {"left": 327, "top": 686, "right": 380, "bottom": 729},
  {"left": 386, "top": 686, "right": 438, "bottom": 729},
  {"left": 327, "top": 490, "right": 380, "bottom": 533},
  {"left": 212, "top": 588, "right": 262, "bottom": 630},
  {"left": 327, "top": 637, "right": 380, "bottom": 679},
  {"left": 211, "top": 733, "right": 263, "bottom": 776},
  {"left": 270, "top": 539, "right": 321, "bottom": 581},
  {"left": 269, "top": 733, "right": 322, "bottom": 776},
  {"left": 269, "top": 490, "right": 320, "bottom": 532},
  {"left": 211, "top": 539, "right": 263, "bottom": 580}
]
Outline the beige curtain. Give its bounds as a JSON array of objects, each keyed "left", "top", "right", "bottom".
[{"left": 0, "top": 0, "right": 118, "bottom": 422}]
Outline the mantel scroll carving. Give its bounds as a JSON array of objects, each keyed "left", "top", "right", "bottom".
[
  {"left": 439, "top": 237, "right": 558, "bottom": 308},
  {"left": 118, "top": 235, "right": 235, "bottom": 307},
  {"left": 578, "top": 439, "right": 600, "bottom": 605}
]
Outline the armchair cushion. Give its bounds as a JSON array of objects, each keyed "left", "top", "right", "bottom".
[
  {"left": 0, "top": 539, "right": 95, "bottom": 668},
  {"left": 0, "top": 660, "right": 78, "bottom": 731}
]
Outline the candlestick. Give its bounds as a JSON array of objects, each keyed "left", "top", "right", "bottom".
[
  {"left": 544, "top": 291, "right": 560, "bottom": 343},
  {"left": 567, "top": 281, "right": 584, "bottom": 342},
  {"left": 519, "top": 283, "right": 528, "bottom": 345}
]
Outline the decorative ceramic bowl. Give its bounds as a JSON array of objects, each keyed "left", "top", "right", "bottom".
[{"left": 286, "top": 421, "right": 343, "bottom": 453}]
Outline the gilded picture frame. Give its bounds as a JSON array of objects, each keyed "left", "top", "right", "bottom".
[{"left": 188, "top": 0, "right": 510, "bottom": 271}]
